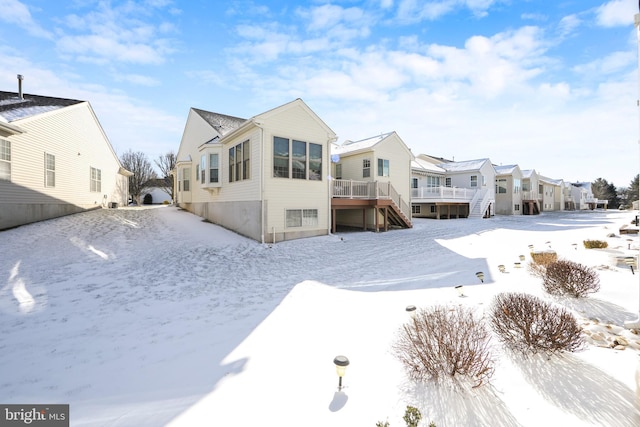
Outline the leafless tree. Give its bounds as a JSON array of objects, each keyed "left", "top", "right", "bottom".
[
  {"left": 155, "top": 151, "right": 176, "bottom": 202},
  {"left": 120, "top": 149, "right": 155, "bottom": 205},
  {"left": 543, "top": 260, "right": 600, "bottom": 298}
]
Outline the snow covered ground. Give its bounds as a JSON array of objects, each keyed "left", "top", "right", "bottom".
[{"left": 1, "top": 206, "right": 640, "bottom": 426}]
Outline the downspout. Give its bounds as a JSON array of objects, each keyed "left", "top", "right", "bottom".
[
  {"left": 256, "top": 121, "right": 265, "bottom": 244},
  {"left": 328, "top": 136, "right": 338, "bottom": 236}
]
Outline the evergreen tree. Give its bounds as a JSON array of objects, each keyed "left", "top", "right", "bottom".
[
  {"left": 591, "top": 177, "right": 619, "bottom": 209},
  {"left": 628, "top": 175, "right": 639, "bottom": 205}
]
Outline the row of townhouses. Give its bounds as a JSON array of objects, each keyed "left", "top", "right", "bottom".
[{"left": 0, "top": 87, "right": 608, "bottom": 239}]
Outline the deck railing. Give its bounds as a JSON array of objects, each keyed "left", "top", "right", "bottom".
[
  {"left": 332, "top": 179, "right": 411, "bottom": 223},
  {"left": 411, "top": 186, "right": 477, "bottom": 200}
]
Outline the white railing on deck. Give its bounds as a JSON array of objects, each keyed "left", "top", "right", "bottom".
[
  {"left": 332, "top": 179, "right": 411, "bottom": 223},
  {"left": 411, "top": 186, "right": 477, "bottom": 200}
]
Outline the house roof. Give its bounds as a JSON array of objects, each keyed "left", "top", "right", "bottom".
[
  {"left": 494, "top": 164, "right": 519, "bottom": 175},
  {"left": 412, "top": 157, "right": 446, "bottom": 174},
  {"left": 539, "top": 175, "right": 563, "bottom": 186},
  {"left": 521, "top": 169, "right": 536, "bottom": 179},
  {"left": 0, "top": 91, "right": 84, "bottom": 122},
  {"left": 332, "top": 132, "right": 395, "bottom": 155},
  {"left": 192, "top": 108, "right": 247, "bottom": 137},
  {"left": 438, "top": 158, "right": 490, "bottom": 173}
]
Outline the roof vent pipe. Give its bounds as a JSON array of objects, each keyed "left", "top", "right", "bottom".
[{"left": 17, "top": 74, "right": 24, "bottom": 99}]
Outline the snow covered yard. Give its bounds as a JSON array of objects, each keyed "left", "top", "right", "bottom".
[{"left": 1, "top": 206, "right": 640, "bottom": 426}]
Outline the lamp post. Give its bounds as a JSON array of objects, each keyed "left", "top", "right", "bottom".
[
  {"left": 405, "top": 305, "right": 417, "bottom": 319},
  {"left": 625, "top": 6, "right": 640, "bottom": 330},
  {"left": 333, "top": 355, "right": 350, "bottom": 390},
  {"left": 454, "top": 285, "right": 464, "bottom": 297},
  {"left": 498, "top": 264, "right": 506, "bottom": 273},
  {"left": 626, "top": 256, "right": 636, "bottom": 275},
  {"left": 519, "top": 254, "right": 526, "bottom": 261},
  {"left": 475, "top": 271, "right": 484, "bottom": 283}
]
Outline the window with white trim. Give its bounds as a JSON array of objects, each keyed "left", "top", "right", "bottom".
[
  {"left": 286, "top": 209, "right": 318, "bottom": 227},
  {"left": 445, "top": 177, "right": 452, "bottom": 187},
  {"left": 230, "top": 140, "right": 250, "bottom": 182},
  {"left": 411, "top": 177, "right": 418, "bottom": 188},
  {"left": 496, "top": 178, "right": 507, "bottom": 194},
  {"left": 363, "top": 159, "right": 370, "bottom": 178},
  {"left": 182, "top": 167, "right": 191, "bottom": 191},
  {"left": 0, "top": 139, "right": 10, "bottom": 181},
  {"left": 45, "top": 153, "right": 55, "bottom": 187},
  {"left": 273, "top": 137, "right": 321, "bottom": 180},
  {"left": 209, "top": 153, "right": 219, "bottom": 183},
  {"left": 200, "top": 155, "right": 206, "bottom": 184},
  {"left": 412, "top": 205, "right": 420, "bottom": 214},
  {"left": 335, "top": 164, "right": 342, "bottom": 180},
  {"left": 377, "top": 158, "right": 389, "bottom": 177},
  {"left": 90, "top": 167, "right": 101, "bottom": 192},
  {"left": 470, "top": 175, "right": 478, "bottom": 187}
]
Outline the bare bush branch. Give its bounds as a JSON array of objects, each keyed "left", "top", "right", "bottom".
[
  {"left": 393, "top": 305, "right": 494, "bottom": 388},
  {"left": 490, "top": 292, "right": 583, "bottom": 356},
  {"left": 543, "top": 260, "right": 600, "bottom": 298}
]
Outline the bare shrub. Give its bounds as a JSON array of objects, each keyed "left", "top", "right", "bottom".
[
  {"left": 528, "top": 251, "right": 558, "bottom": 278},
  {"left": 490, "top": 292, "right": 583, "bottom": 355},
  {"left": 393, "top": 305, "right": 494, "bottom": 388},
  {"left": 543, "top": 260, "right": 600, "bottom": 298}
]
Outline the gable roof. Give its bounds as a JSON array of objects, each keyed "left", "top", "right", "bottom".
[
  {"left": 192, "top": 108, "right": 246, "bottom": 137},
  {"left": 521, "top": 169, "right": 536, "bottom": 179},
  {"left": 333, "top": 132, "right": 394, "bottom": 155},
  {"left": 412, "top": 156, "right": 446, "bottom": 174},
  {"left": 438, "top": 158, "right": 491, "bottom": 173},
  {"left": 0, "top": 91, "right": 84, "bottom": 122},
  {"left": 494, "top": 164, "right": 519, "bottom": 175}
]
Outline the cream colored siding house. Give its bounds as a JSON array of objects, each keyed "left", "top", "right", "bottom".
[
  {"left": 539, "top": 176, "right": 565, "bottom": 211},
  {"left": 494, "top": 164, "right": 523, "bottom": 215},
  {"left": 330, "top": 132, "right": 413, "bottom": 231},
  {"left": 0, "top": 90, "right": 130, "bottom": 230},
  {"left": 175, "top": 99, "right": 336, "bottom": 243},
  {"left": 520, "top": 169, "right": 541, "bottom": 215},
  {"left": 412, "top": 156, "right": 495, "bottom": 219}
]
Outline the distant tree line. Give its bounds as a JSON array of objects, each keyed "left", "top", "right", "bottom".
[{"left": 592, "top": 175, "right": 639, "bottom": 209}]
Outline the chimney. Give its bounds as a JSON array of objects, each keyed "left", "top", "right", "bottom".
[{"left": 17, "top": 74, "right": 23, "bottom": 99}]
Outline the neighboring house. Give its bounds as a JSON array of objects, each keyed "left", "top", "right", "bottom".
[
  {"left": 330, "top": 131, "right": 413, "bottom": 231},
  {"left": 568, "top": 182, "right": 608, "bottom": 210},
  {"left": 494, "top": 164, "right": 523, "bottom": 215},
  {"left": 521, "top": 169, "right": 541, "bottom": 215},
  {"left": 0, "top": 84, "right": 131, "bottom": 230},
  {"left": 539, "top": 176, "right": 565, "bottom": 212},
  {"left": 174, "top": 98, "right": 337, "bottom": 243},
  {"left": 411, "top": 156, "right": 495, "bottom": 219},
  {"left": 141, "top": 178, "right": 173, "bottom": 204}
]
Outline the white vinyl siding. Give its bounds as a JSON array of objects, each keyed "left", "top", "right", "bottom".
[{"left": 0, "top": 102, "right": 129, "bottom": 213}]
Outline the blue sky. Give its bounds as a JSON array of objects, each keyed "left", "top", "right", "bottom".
[{"left": 0, "top": 0, "right": 638, "bottom": 187}]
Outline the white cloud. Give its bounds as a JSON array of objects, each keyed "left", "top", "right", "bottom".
[
  {"left": 0, "top": 0, "right": 52, "bottom": 38},
  {"left": 396, "top": 0, "right": 500, "bottom": 22},
  {"left": 558, "top": 14, "right": 581, "bottom": 37},
  {"left": 573, "top": 50, "right": 636, "bottom": 75},
  {"left": 595, "top": 0, "right": 636, "bottom": 27},
  {"left": 54, "top": 2, "right": 178, "bottom": 65}
]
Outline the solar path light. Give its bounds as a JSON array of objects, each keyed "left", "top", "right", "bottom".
[{"left": 333, "top": 355, "right": 350, "bottom": 391}]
